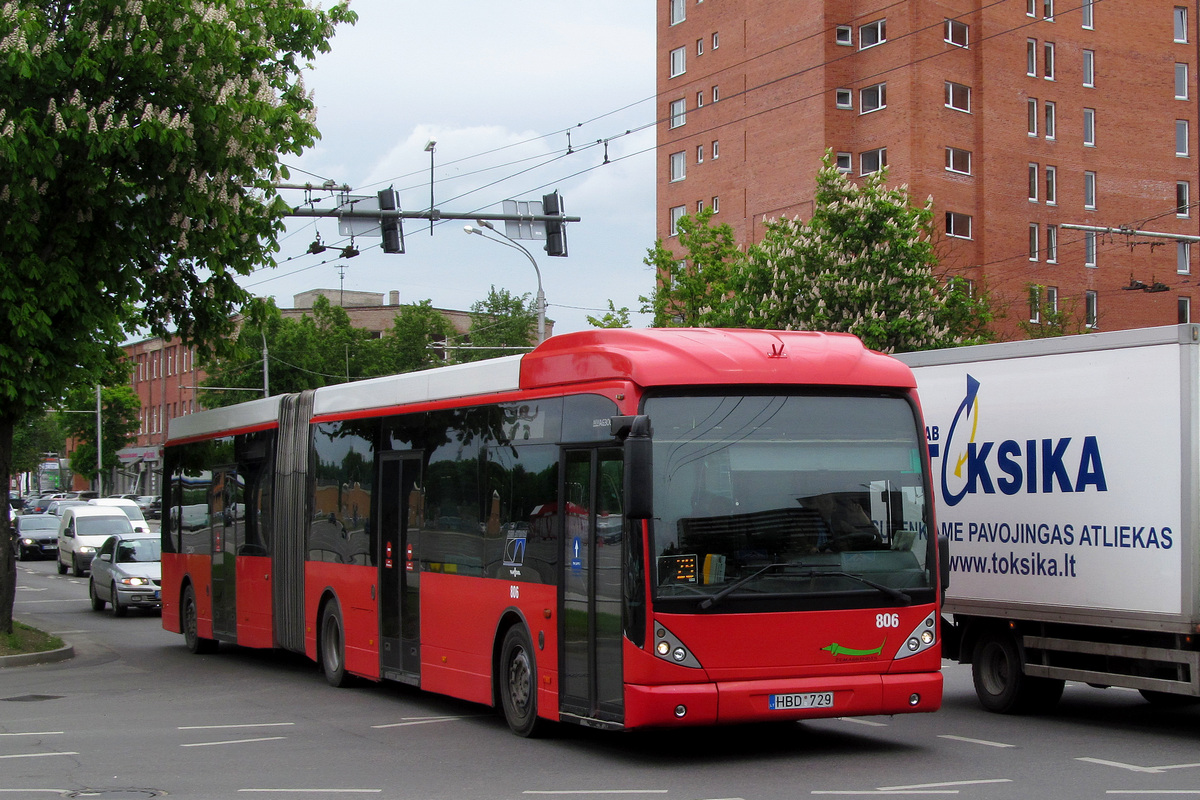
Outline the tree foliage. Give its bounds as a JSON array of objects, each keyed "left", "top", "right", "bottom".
[
  {"left": 640, "top": 208, "right": 739, "bottom": 327},
  {"left": 729, "top": 155, "right": 993, "bottom": 353},
  {"left": 0, "top": 0, "right": 355, "bottom": 632},
  {"left": 460, "top": 286, "right": 537, "bottom": 362},
  {"left": 11, "top": 413, "right": 64, "bottom": 477},
  {"left": 586, "top": 300, "right": 632, "bottom": 329},
  {"left": 59, "top": 384, "right": 140, "bottom": 484}
]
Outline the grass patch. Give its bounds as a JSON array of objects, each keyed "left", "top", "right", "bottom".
[{"left": 0, "top": 621, "right": 64, "bottom": 656}]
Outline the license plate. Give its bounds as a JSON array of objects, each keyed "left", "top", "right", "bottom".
[
  {"left": 769, "top": 691, "right": 834, "bottom": 710},
  {"left": 41, "top": 544, "right": 55, "bottom": 550}
]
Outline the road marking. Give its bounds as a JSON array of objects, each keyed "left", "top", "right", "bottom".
[
  {"left": 371, "top": 715, "right": 480, "bottom": 728},
  {"left": 238, "top": 791, "right": 382, "bottom": 794},
  {"left": 838, "top": 717, "right": 888, "bottom": 727},
  {"left": 181, "top": 736, "right": 286, "bottom": 747},
  {"left": 938, "top": 735, "right": 1016, "bottom": 748},
  {"left": 15, "top": 587, "right": 49, "bottom": 591},
  {"left": 879, "top": 781, "right": 1012, "bottom": 791},
  {"left": 1080, "top": 758, "right": 1200, "bottom": 774},
  {"left": 523, "top": 792, "right": 670, "bottom": 796},
  {"left": 13, "top": 599, "right": 83, "bottom": 605},
  {"left": 179, "top": 723, "right": 294, "bottom": 730},
  {"left": 811, "top": 791, "right": 960, "bottom": 796},
  {"left": 0, "top": 752, "right": 79, "bottom": 760},
  {"left": 0, "top": 732, "right": 63, "bottom": 737},
  {"left": 1106, "top": 792, "right": 1200, "bottom": 795}
]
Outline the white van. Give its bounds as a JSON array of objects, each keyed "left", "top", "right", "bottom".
[
  {"left": 88, "top": 497, "right": 150, "bottom": 533},
  {"left": 58, "top": 506, "right": 134, "bottom": 576}
]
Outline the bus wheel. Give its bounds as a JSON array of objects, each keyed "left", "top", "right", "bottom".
[
  {"left": 320, "top": 601, "right": 350, "bottom": 688},
  {"left": 499, "top": 626, "right": 543, "bottom": 737},
  {"left": 182, "top": 585, "right": 217, "bottom": 655},
  {"left": 972, "top": 629, "right": 1062, "bottom": 714}
]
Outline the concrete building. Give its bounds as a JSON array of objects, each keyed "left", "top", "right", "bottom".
[{"left": 657, "top": 0, "right": 1200, "bottom": 339}]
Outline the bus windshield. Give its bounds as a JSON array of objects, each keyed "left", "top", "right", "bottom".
[{"left": 644, "top": 393, "right": 932, "bottom": 611}]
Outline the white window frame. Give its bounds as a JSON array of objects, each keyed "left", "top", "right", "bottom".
[
  {"left": 696, "top": 144, "right": 704, "bottom": 163},
  {"left": 711, "top": 140, "right": 719, "bottom": 159},
  {"left": 945, "top": 81, "right": 971, "bottom": 112},
  {"left": 1181, "top": 296, "right": 1192, "bottom": 324},
  {"left": 1044, "top": 42, "right": 1056, "bottom": 80},
  {"left": 711, "top": 85, "right": 720, "bottom": 103},
  {"left": 1029, "top": 224, "right": 1040, "bottom": 263},
  {"left": 1047, "top": 286, "right": 1059, "bottom": 315},
  {"left": 835, "top": 25, "right": 853, "bottom": 46},
  {"left": 860, "top": 83, "right": 887, "bottom": 113},
  {"left": 1082, "top": 0, "right": 1094, "bottom": 28},
  {"left": 1029, "top": 163, "right": 1039, "bottom": 202},
  {"left": 835, "top": 88, "right": 853, "bottom": 109},
  {"left": 1085, "top": 290, "right": 1098, "bottom": 328},
  {"left": 1177, "top": 63, "right": 1190, "bottom": 99},
  {"left": 945, "top": 146, "right": 971, "bottom": 175},
  {"left": 945, "top": 19, "right": 968, "bottom": 47},
  {"left": 1027, "top": 0, "right": 1036, "bottom": 17},
  {"left": 1047, "top": 225, "right": 1058, "bottom": 263},
  {"left": 1045, "top": 101, "right": 1056, "bottom": 139},
  {"left": 1030, "top": 285, "right": 1042, "bottom": 323},
  {"left": 1083, "top": 107, "right": 1096, "bottom": 145},
  {"left": 712, "top": 32, "right": 719, "bottom": 50},
  {"left": 860, "top": 147, "right": 888, "bottom": 175},
  {"left": 859, "top": 19, "right": 886, "bottom": 50},
  {"left": 669, "top": 205, "right": 686, "bottom": 237},
  {"left": 711, "top": 196, "right": 720, "bottom": 213},
  {"left": 1179, "top": 241, "right": 1192, "bottom": 274},
  {"left": 836, "top": 152, "right": 853, "bottom": 173},
  {"left": 696, "top": 38, "right": 704, "bottom": 56},
  {"left": 1043, "top": 0, "right": 1054, "bottom": 21},
  {"left": 669, "top": 98, "right": 686, "bottom": 128},
  {"left": 1028, "top": 98, "right": 1038, "bottom": 136},
  {"left": 669, "top": 0, "right": 686, "bottom": 26},
  {"left": 1085, "top": 231, "right": 1098, "bottom": 267},
  {"left": 1179, "top": 181, "right": 1191, "bottom": 217},
  {"left": 1083, "top": 50, "right": 1095, "bottom": 87},
  {"left": 670, "top": 46, "right": 686, "bottom": 78},
  {"left": 1084, "top": 171, "right": 1097, "bottom": 209},
  {"left": 670, "top": 150, "right": 686, "bottom": 182},
  {"left": 946, "top": 211, "right": 973, "bottom": 239},
  {"left": 1176, "top": 6, "right": 1189, "bottom": 43},
  {"left": 1046, "top": 165, "right": 1057, "bottom": 205},
  {"left": 696, "top": 90, "right": 704, "bottom": 108},
  {"left": 1027, "top": 39, "right": 1037, "bottom": 76},
  {"left": 1178, "top": 119, "right": 1190, "bottom": 156}
]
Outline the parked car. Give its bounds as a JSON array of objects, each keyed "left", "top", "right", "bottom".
[
  {"left": 134, "top": 496, "right": 158, "bottom": 517},
  {"left": 88, "top": 533, "right": 161, "bottom": 616},
  {"left": 11, "top": 514, "right": 59, "bottom": 560},
  {"left": 45, "top": 499, "right": 88, "bottom": 518},
  {"left": 57, "top": 506, "right": 134, "bottom": 576},
  {"left": 25, "top": 494, "right": 64, "bottom": 514},
  {"left": 87, "top": 498, "right": 150, "bottom": 533}
]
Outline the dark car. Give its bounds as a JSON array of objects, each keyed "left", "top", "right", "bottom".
[{"left": 12, "top": 514, "right": 59, "bottom": 560}]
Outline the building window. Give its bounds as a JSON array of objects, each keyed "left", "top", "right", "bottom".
[
  {"left": 1029, "top": 284, "right": 1041, "bottom": 322},
  {"left": 1085, "top": 290, "right": 1098, "bottom": 328},
  {"left": 1176, "top": 6, "right": 1188, "bottom": 43},
  {"left": 1083, "top": 49, "right": 1095, "bottom": 86},
  {"left": 1027, "top": 39, "right": 1037, "bottom": 76},
  {"left": 696, "top": 144, "right": 704, "bottom": 163},
  {"left": 1046, "top": 165, "right": 1057, "bottom": 204},
  {"left": 860, "top": 83, "right": 887, "bottom": 113},
  {"left": 836, "top": 152, "right": 853, "bottom": 173},
  {"left": 670, "top": 151, "right": 686, "bottom": 182},
  {"left": 1083, "top": 107, "right": 1096, "bottom": 145},
  {"left": 1045, "top": 101, "right": 1056, "bottom": 139},
  {"left": 1028, "top": 98, "right": 1038, "bottom": 136},
  {"left": 1029, "top": 163, "right": 1039, "bottom": 202},
  {"left": 1178, "top": 119, "right": 1190, "bottom": 156},
  {"left": 670, "top": 46, "right": 686, "bottom": 78},
  {"left": 945, "top": 81, "right": 971, "bottom": 112},
  {"left": 712, "top": 32, "right": 719, "bottom": 50},
  {"left": 1085, "top": 231, "right": 1098, "bottom": 266},
  {"left": 1180, "top": 296, "right": 1192, "bottom": 323},
  {"left": 1029, "top": 224, "right": 1040, "bottom": 262},
  {"left": 1082, "top": 0, "right": 1094, "bottom": 28},
  {"left": 711, "top": 196, "right": 720, "bottom": 213},
  {"left": 670, "top": 99, "right": 686, "bottom": 128},
  {"left": 1084, "top": 171, "right": 1097, "bottom": 209},
  {"left": 696, "top": 91, "right": 704, "bottom": 108},
  {"left": 1043, "top": 42, "right": 1055, "bottom": 79},
  {"left": 1047, "top": 286, "right": 1059, "bottom": 316},
  {"left": 1043, "top": 0, "right": 1054, "bottom": 19},
  {"left": 1179, "top": 181, "right": 1191, "bottom": 216},
  {"left": 669, "top": 205, "right": 686, "bottom": 236},
  {"left": 860, "top": 147, "right": 888, "bottom": 175},
  {"left": 1047, "top": 225, "right": 1058, "bottom": 262},
  {"left": 860, "top": 19, "right": 886, "bottom": 49},
  {"left": 1027, "top": 0, "right": 1036, "bottom": 17},
  {"left": 945, "top": 146, "right": 972, "bottom": 174},
  {"left": 1179, "top": 241, "right": 1192, "bottom": 273},
  {"left": 696, "top": 200, "right": 704, "bottom": 214},
  {"left": 835, "top": 88, "right": 853, "bottom": 109},
  {"left": 1178, "top": 63, "right": 1190, "bottom": 99},
  {"left": 669, "top": 0, "right": 686, "bottom": 25},
  {"left": 945, "top": 18, "right": 968, "bottom": 47},
  {"left": 835, "top": 25, "right": 853, "bottom": 46},
  {"left": 946, "top": 211, "right": 972, "bottom": 239},
  {"left": 711, "top": 85, "right": 719, "bottom": 103},
  {"left": 711, "top": 139, "right": 719, "bottom": 158},
  {"left": 697, "top": 38, "right": 704, "bottom": 56}
]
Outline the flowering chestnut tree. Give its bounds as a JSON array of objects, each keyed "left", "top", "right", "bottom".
[{"left": 0, "top": 0, "right": 355, "bottom": 633}]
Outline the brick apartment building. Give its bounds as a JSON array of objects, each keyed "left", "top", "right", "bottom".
[
  {"left": 111, "top": 290, "right": 485, "bottom": 496},
  {"left": 657, "top": 0, "right": 1200, "bottom": 339}
]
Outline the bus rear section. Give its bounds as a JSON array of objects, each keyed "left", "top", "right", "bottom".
[{"left": 161, "top": 329, "right": 942, "bottom": 735}]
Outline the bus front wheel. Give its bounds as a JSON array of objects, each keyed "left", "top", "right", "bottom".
[
  {"left": 499, "top": 625, "right": 543, "bottom": 737},
  {"left": 320, "top": 601, "right": 350, "bottom": 688}
]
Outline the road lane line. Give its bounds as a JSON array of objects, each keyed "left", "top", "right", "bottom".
[
  {"left": 178, "top": 723, "right": 294, "bottom": 730},
  {"left": 181, "top": 736, "right": 286, "bottom": 747},
  {"left": 1078, "top": 758, "right": 1168, "bottom": 774},
  {"left": 523, "top": 792, "right": 670, "bottom": 795},
  {"left": 0, "top": 732, "right": 63, "bottom": 736},
  {"left": 879, "top": 780, "right": 1012, "bottom": 791},
  {"left": 937, "top": 735, "right": 1016, "bottom": 748},
  {"left": 238, "top": 791, "right": 382, "bottom": 794},
  {"left": 0, "top": 752, "right": 79, "bottom": 760},
  {"left": 838, "top": 718, "right": 888, "bottom": 727}
]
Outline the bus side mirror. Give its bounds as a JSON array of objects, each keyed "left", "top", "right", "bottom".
[{"left": 614, "top": 415, "right": 653, "bottom": 520}]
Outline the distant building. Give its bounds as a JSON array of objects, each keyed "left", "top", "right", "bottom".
[{"left": 657, "top": 0, "right": 1199, "bottom": 339}]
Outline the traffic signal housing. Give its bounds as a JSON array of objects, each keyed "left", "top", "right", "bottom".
[
  {"left": 378, "top": 188, "right": 404, "bottom": 254},
  {"left": 542, "top": 191, "right": 567, "bottom": 257}
]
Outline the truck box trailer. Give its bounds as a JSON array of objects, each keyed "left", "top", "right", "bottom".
[{"left": 898, "top": 324, "right": 1200, "bottom": 713}]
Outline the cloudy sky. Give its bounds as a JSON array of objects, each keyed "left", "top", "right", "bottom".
[{"left": 242, "top": 1, "right": 658, "bottom": 333}]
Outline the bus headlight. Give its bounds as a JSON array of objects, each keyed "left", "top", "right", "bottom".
[
  {"left": 651, "top": 621, "right": 702, "bottom": 669},
  {"left": 894, "top": 614, "right": 938, "bottom": 660}
]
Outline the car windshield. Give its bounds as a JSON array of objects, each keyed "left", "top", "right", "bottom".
[
  {"left": 117, "top": 506, "right": 146, "bottom": 522},
  {"left": 20, "top": 517, "right": 58, "bottom": 531},
  {"left": 78, "top": 517, "right": 133, "bottom": 536},
  {"left": 116, "top": 539, "right": 161, "bottom": 563},
  {"left": 645, "top": 393, "right": 933, "bottom": 611}
]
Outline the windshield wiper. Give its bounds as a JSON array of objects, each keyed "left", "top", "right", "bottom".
[
  {"left": 699, "top": 562, "right": 791, "bottom": 609},
  {"left": 797, "top": 569, "right": 912, "bottom": 605},
  {"left": 698, "top": 563, "right": 912, "bottom": 609}
]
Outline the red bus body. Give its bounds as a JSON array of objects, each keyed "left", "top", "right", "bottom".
[{"left": 162, "top": 329, "right": 942, "bottom": 733}]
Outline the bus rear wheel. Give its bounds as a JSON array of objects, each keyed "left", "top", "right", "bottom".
[
  {"left": 182, "top": 585, "right": 217, "bottom": 654},
  {"left": 320, "top": 601, "right": 350, "bottom": 688},
  {"left": 499, "top": 625, "right": 543, "bottom": 737}
]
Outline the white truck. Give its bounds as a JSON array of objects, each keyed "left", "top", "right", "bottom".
[{"left": 898, "top": 324, "right": 1200, "bottom": 713}]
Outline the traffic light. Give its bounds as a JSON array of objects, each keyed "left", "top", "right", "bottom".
[
  {"left": 542, "top": 191, "right": 567, "bottom": 257},
  {"left": 378, "top": 188, "right": 404, "bottom": 254}
]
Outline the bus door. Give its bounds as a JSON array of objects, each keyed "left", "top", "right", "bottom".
[
  {"left": 560, "top": 447, "right": 625, "bottom": 724},
  {"left": 378, "top": 452, "right": 423, "bottom": 684},
  {"left": 210, "top": 467, "right": 239, "bottom": 641}
]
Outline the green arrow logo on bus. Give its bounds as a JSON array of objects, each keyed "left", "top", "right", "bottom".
[{"left": 822, "top": 641, "right": 885, "bottom": 657}]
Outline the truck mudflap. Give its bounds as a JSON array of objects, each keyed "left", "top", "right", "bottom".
[{"left": 623, "top": 672, "right": 943, "bottom": 728}]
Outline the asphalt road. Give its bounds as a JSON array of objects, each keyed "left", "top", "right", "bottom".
[{"left": 4, "top": 556, "right": 1200, "bottom": 800}]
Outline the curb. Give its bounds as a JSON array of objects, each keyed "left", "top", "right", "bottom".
[{"left": 0, "top": 643, "right": 75, "bottom": 669}]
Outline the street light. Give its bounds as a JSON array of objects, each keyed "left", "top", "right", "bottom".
[{"left": 464, "top": 220, "right": 546, "bottom": 344}]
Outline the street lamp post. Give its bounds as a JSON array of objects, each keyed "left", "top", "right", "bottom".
[{"left": 464, "top": 221, "right": 546, "bottom": 344}]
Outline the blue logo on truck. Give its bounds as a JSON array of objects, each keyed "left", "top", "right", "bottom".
[{"left": 938, "top": 375, "right": 1108, "bottom": 507}]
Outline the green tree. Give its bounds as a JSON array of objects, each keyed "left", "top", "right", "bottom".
[
  {"left": 1019, "top": 283, "right": 1088, "bottom": 339},
  {"left": 587, "top": 300, "right": 632, "bottom": 329},
  {"left": 11, "top": 414, "right": 65, "bottom": 478},
  {"left": 460, "top": 286, "right": 537, "bottom": 362},
  {"left": 0, "top": 1, "right": 355, "bottom": 633},
  {"left": 381, "top": 300, "right": 454, "bottom": 372},
  {"left": 58, "top": 385, "right": 140, "bottom": 486},
  {"left": 640, "top": 207, "right": 740, "bottom": 327},
  {"left": 730, "top": 154, "right": 993, "bottom": 352}
]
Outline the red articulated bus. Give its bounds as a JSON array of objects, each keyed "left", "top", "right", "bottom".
[{"left": 162, "top": 328, "right": 944, "bottom": 735}]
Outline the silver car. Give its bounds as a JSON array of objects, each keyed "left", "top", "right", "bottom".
[{"left": 88, "top": 534, "right": 162, "bottom": 617}]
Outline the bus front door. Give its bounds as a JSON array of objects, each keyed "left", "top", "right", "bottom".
[
  {"left": 210, "top": 467, "right": 238, "bottom": 641},
  {"left": 561, "top": 447, "right": 625, "bottom": 725},
  {"left": 378, "top": 452, "right": 422, "bottom": 684}
]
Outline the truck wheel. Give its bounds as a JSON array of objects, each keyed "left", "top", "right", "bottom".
[
  {"left": 498, "top": 625, "right": 544, "bottom": 737},
  {"left": 972, "top": 629, "right": 1063, "bottom": 713}
]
